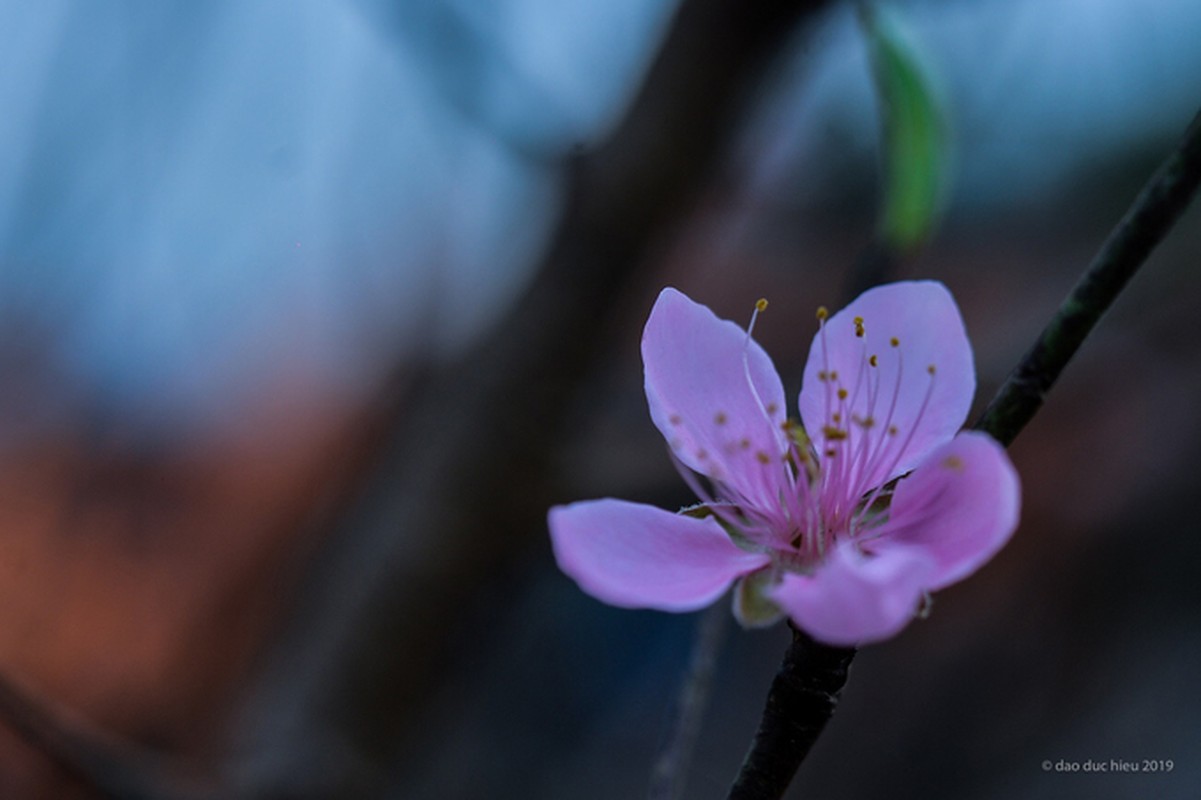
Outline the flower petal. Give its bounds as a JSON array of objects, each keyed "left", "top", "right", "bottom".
[
  {"left": 799, "top": 281, "right": 975, "bottom": 495},
  {"left": 770, "top": 541, "right": 935, "bottom": 646},
  {"left": 643, "top": 287, "right": 789, "bottom": 508},
  {"left": 869, "top": 431, "right": 1020, "bottom": 591},
  {"left": 549, "top": 498, "right": 771, "bottom": 612}
]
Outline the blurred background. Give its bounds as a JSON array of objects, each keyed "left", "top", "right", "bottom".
[{"left": 0, "top": 0, "right": 1199, "bottom": 797}]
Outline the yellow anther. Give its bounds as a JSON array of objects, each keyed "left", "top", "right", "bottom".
[
  {"left": 855, "top": 415, "right": 875, "bottom": 429},
  {"left": 755, "top": 298, "right": 769, "bottom": 312},
  {"left": 822, "top": 426, "right": 848, "bottom": 441},
  {"left": 739, "top": 438, "right": 751, "bottom": 450},
  {"left": 837, "top": 388, "right": 848, "bottom": 400},
  {"left": 714, "top": 411, "right": 728, "bottom": 425},
  {"left": 942, "top": 455, "right": 964, "bottom": 471},
  {"left": 765, "top": 402, "right": 779, "bottom": 415},
  {"left": 785, "top": 422, "right": 811, "bottom": 450},
  {"left": 817, "top": 370, "right": 828, "bottom": 381},
  {"left": 853, "top": 316, "right": 865, "bottom": 337},
  {"left": 829, "top": 371, "right": 839, "bottom": 380},
  {"left": 890, "top": 337, "right": 900, "bottom": 347},
  {"left": 927, "top": 364, "right": 937, "bottom": 375},
  {"left": 888, "top": 425, "right": 898, "bottom": 436},
  {"left": 825, "top": 448, "right": 837, "bottom": 458},
  {"left": 832, "top": 412, "right": 841, "bottom": 423},
  {"left": 755, "top": 451, "right": 772, "bottom": 464},
  {"left": 869, "top": 354, "right": 878, "bottom": 367},
  {"left": 816, "top": 306, "right": 829, "bottom": 321}
]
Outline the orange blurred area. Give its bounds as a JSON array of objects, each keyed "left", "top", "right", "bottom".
[{"left": 0, "top": 367, "right": 386, "bottom": 796}]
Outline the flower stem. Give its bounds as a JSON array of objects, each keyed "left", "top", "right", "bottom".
[
  {"left": 727, "top": 106, "right": 1201, "bottom": 800},
  {"left": 974, "top": 108, "right": 1201, "bottom": 445},
  {"left": 726, "top": 626, "right": 855, "bottom": 800}
]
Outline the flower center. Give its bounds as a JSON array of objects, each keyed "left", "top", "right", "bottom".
[
  {"left": 666, "top": 298, "right": 939, "bottom": 575},
  {"left": 801, "top": 305, "right": 939, "bottom": 550}
]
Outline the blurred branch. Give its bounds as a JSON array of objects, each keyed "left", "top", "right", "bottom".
[
  {"left": 842, "top": 238, "right": 901, "bottom": 301},
  {"left": 975, "top": 107, "right": 1201, "bottom": 445},
  {"left": 224, "top": 0, "right": 835, "bottom": 796},
  {"left": 725, "top": 105, "right": 1201, "bottom": 800},
  {"left": 0, "top": 671, "right": 196, "bottom": 800},
  {"left": 648, "top": 603, "right": 729, "bottom": 800}
]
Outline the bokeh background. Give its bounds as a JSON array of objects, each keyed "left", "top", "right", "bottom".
[{"left": 1, "top": 0, "right": 1199, "bottom": 798}]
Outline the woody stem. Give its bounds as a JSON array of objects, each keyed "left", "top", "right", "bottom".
[
  {"left": 974, "top": 107, "right": 1201, "bottom": 445},
  {"left": 727, "top": 105, "right": 1201, "bottom": 800}
]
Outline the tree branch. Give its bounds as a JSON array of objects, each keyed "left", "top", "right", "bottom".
[
  {"left": 224, "top": 1, "right": 837, "bottom": 796},
  {"left": 974, "top": 108, "right": 1201, "bottom": 445},
  {"left": 0, "top": 671, "right": 198, "bottom": 800},
  {"left": 648, "top": 603, "right": 730, "bottom": 800},
  {"left": 726, "top": 106, "right": 1201, "bottom": 800},
  {"left": 726, "top": 627, "right": 854, "bottom": 800}
]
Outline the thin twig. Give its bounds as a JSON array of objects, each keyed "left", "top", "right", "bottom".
[
  {"left": 0, "top": 670, "right": 200, "bottom": 800},
  {"left": 974, "top": 108, "right": 1201, "bottom": 444},
  {"left": 726, "top": 106, "right": 1201, "bottom": 800},
  {"left": 648, "top": 603, "right": 730, "bottom": 800}
]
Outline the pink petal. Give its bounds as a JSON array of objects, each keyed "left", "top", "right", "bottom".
[
  {"left": 770, "top": 541, "right": 935, "bottom": 646},
  {"left": 549, "top": 498, "right": 771, "bottom": 612},
  {"left": 642, "top": 288, "right": 790, "bottom": 508},
  {"left": 799, "top": 281, "right": 975, "bottom": 494},
  {"left": 869, "top": 431, "right": 1020, "bottom": 591}
]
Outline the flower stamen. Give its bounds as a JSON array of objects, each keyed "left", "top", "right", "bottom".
[
  {"left": 741, "top": 297, "right": 787, "bottom": 475},
  {"left": 853, "top": 359, "right": 940, "bottom": 531}
]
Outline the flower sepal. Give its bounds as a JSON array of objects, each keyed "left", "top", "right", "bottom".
[{"left": 733, "top": 569, "right": 785, "bottom": 629}]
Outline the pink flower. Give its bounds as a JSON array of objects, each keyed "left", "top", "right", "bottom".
[{"left": 549, "top": 282, "right": 1020, "bottom": 646}]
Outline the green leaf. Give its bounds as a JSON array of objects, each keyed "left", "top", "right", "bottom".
[{"left": 859, "top": 3, "right": 948, "bottom": 252}]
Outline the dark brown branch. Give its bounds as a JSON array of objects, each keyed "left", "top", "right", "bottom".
[
  {"left": 224, "top": 1, "right": 836, "bottom": 796},
  {"left": 726, "top": 627, "right": 854, "bottom": 800},
  {"left": 725, "top": 106, "right": 1201, "bottom": 800},
  {"left": 0, "top": 671, "right": 198, "bottom": 800},
  {"left": 975, "top": 108, "right": 1201, "bottom": 444}
]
